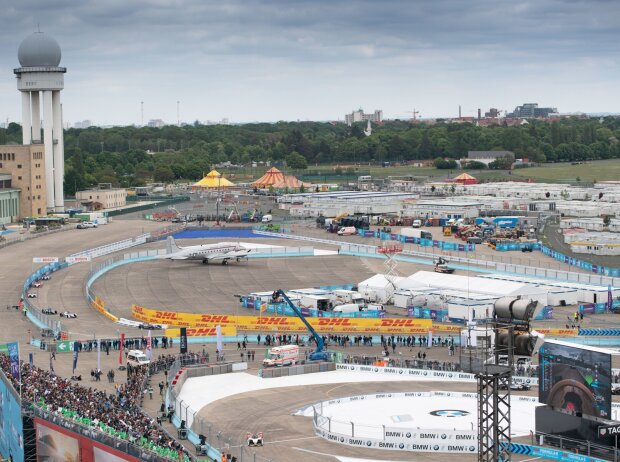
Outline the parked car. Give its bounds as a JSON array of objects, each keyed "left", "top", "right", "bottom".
[{"left": 77, "top": 221, "right": 97, "bottom": 229}]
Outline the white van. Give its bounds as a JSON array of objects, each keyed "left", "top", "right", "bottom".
[
  {"left": 332, "top": 303, "right": 361, "bottom": 313},
  {"left": 263, "top": 345, "right": 299, "bottom": 367},
  {"left": 412, "top": 219, "right": 422, "bottom": 228},
  {"left": 127, "top": 350, "right": 150, "bottom": 367},
  {"left": 337, "top": 226, "right": 356, "bottom": 236},
  {"left": 261, "top": 214, "right": 273, "bottom": 223}
]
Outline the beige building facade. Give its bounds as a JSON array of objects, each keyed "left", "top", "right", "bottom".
[
  {"left": 76, "top": 188, "right": 127, "bottom": 210},
  {"left": 0, "top": 144, "right": 46, "bottom": 218}
]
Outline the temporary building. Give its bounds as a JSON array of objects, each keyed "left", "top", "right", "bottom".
[
  {"left": 252, "top": 167, "right": 285, "bottom": 188},
  {"left": 357, "top": 274, "right": 408, "bottom": 304},
  {"left": 192, "top": 170, "right": 235, "bottom": 189},
  {"left": 453, "top": 173, "right": 478, "bottom": 185}
]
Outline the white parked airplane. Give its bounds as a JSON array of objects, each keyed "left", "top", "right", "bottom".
[{"left": 164, "top": 236, "right": 253, "bottom": 265}]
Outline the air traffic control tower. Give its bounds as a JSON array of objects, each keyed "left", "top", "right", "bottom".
[{"left": 14, "top": 31, "right": 66, "bottom": 212}]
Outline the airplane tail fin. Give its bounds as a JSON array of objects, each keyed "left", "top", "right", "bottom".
[{"left": 166, "top": 236, "right": 181, "bottom": 254}]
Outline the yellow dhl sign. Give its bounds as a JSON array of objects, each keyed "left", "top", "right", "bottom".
[{"left": 133, "top": 304, "right": 432, "bottom": 334}]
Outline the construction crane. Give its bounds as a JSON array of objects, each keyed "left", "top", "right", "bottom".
[
  {"left": 271, "top": 289, "right": 328, "bottom": 361},
  {"left": 404, "top": 109, "right": 420, "bottom": 122}
]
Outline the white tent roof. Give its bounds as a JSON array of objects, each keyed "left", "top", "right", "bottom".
[
  {"left": 404, "top": 271, "right": 543, "bottom": 297},
  {"left": 358, "top": 274, "right": 406, "bottom": 290},
  {"left": 480, "top": 274, "right": 615, "bottom": 293}
]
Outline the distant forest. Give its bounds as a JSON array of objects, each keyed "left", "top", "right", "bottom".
[{"left": 1, "top": 117, "right": 619, "bottom": 194}]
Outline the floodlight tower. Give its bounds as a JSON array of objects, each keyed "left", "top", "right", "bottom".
[{"left": 15, "top": 31, "right": 67, "bottom": 211}]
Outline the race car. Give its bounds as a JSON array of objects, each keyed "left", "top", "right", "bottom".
[
  {"left": 500, "top": 381, "right": 531, "bottom": 391},
  {"left": 59, "top": 311, "right": 78, "bottom": 318},
  {"left": 246, "top": 432, "right": 263, "bottom": 447},
  {"left": 27, "top": 293, "right": 37, "bottom": 298},
  {"left": 32, "top": 282, "right": 43, "bottom": 288},
  {"left": 138, "top": 323, "right": 164, "bottom": 330},
  {"left": 41, "top": 275, "right": 51, "bottom": 280},
  {"left": 42, "top": 308, "right": 58, "bottom": 315}
]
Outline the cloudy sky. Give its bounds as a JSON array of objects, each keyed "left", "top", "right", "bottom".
[{"left": 0, "top": 0, "right": 618, "bottom": 126}]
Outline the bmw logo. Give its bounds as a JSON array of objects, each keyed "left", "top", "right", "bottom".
[
  {"left": 340, "top": 437, "right": 345, "bottom": 442},
  {"left": 367, "top": 441, "right": 372, "bottom": 447},
  {"left": 526, "top": 379, "right": 531, "bottom": 383},
  {"left": 430, "top": 410, "right": 470, "bottom": 417},
  {"left": 374, "top": 368, "right": 379, "bottom": 372},
  {"left": 423, "top": 371, "right": 428, "bottom": 376},
  {"left": 406, "top": 432, "right": 412, "bottom": 438},
  {"left": 388, "top": 394, "right": 392, "bottom": 397},
  {"left": 433, "top": 445, "right": 440, "bottom": 451},
  {"left": 448, "top": 373, "right": 453, "bottom": 377},
  {"left": 399, "top": 443, "right": 405, "bottom": 449},
  {"left": 399, "top": 369, "right": 403, "bottom": 374},
  {"left": 469, "top": 446, "right": 476, "bottom": 452},
  {"left": 350, "top": 366, "right": 355, "bottom": 370},
  {"left": 441, "top": 434, "right": 447, "bottom": 439}
]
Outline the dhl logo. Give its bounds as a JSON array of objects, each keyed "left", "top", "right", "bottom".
[
  {"left": 317, "top": 319, "right": 353, "bottom": 326},
  {"left": 256, "top": 318, "right": 290, "bottom": 325},
  {"left": 187, "top": 328, "right": 217, "bottom": 336},
  {"left": 153, "top": 311, "right": 180, "bottom": 320},
  {"left": 133, "top": 305, "right": 145, "bottom": 314},
  {"left": 379, "top": 319, "right": 421, "bottom": 327},
  {"left": 199, "top": 315, "right": 233, "bottom": 323}
]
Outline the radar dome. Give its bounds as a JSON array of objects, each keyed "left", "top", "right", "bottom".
[{"left": 18, "top": 32, "right": 62, "bottom": 67}]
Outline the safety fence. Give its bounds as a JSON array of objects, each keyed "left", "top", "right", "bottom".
[
  {"left": 533, "top": 432, "right": 620, "bottom": 462},
  {"left": 22, "top": 261, "right": 69, "bottom": 335},
  {"left": 167, "top": 360, "right": 275, "bottom": 462},
  {"left": 541, "top": 243, "right": 620, "bottom": 278},
  {"left": 253, "top": 230, "right": 620, "bottom": 287},
  {"left": 0, "top": 225, "right": 71, "bottom": 250},
  {"left": 311, "top": 391, "right": 485, "bottom": 453}
]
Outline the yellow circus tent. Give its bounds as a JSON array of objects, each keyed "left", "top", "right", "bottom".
[
  {"left": 192, "top": 170, "right": 235, "bottom": 189},
  {"left": 251, "top": 167, "right": 285, "bottom": 188},
  {"left": 272, "top": 175, "right": 312, "bottom": 190}
]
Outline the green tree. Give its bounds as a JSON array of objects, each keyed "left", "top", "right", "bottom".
[
  {"left": 153, "top": 165, "right": 175, "bottom": 183},
  {"left": 286, "top": 151, "right": 308, "bottom": 169}
]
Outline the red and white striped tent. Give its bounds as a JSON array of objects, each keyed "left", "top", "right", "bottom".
[{"left": 251, "top": 167, "right": 286, "bottom": 188}]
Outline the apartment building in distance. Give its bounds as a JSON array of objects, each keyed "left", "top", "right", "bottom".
[
  {"left": 0, "top": 144, "right": 47, "bottom": 219},
  {"left": 345, "top": 108, "right": 383, "bottom": 126}
]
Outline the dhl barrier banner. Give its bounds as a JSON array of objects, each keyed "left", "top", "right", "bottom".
[
  {"left": 534, "top": 328, "right": 577, "bottom": 337},
  {"left": 133, "top": 305, "right": 235, "bottom": 327},
  {"left": 92, "top": 297, "right": 119, "bottom": 322},
  {"left": 133, "top": 305, "right": 432, "bottom": 334},
  {"left": 433, "top": 325, "right": 463, "bottom": 333},
  {"left": 166, "top": 326, "right": 237, "bottom": 338}
]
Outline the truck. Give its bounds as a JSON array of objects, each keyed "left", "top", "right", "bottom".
[
  {"left": 261, "top": 214, "right": 273, "bottom": 223},
  {"left": 332, "top": 290, "right": 366, "bottom": 305},
  {"left": 337, "top": 226, "right": 357, "bottom": 235},
  {"left": 271, "top": 290, "right": 328, "bottom": 362},
  {"left": 400, "top": 228, "right": 432, "bottom": 240},
  {"left": 332, "top": 303, "right": 362, "bottom": 313},
  {"left": 262, "top": 344, "right": 299, "bottom": 367}
]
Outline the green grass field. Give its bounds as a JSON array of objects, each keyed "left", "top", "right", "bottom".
[
  {"left": 511, "top": 159, "right": 620, "bottom": 183},
  {"left": 220, "top": 159, "right": 620, "bottom": 185}
]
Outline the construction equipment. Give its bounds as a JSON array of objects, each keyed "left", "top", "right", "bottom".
[
  {"left": 434, "top": 257, "right": 455, "bottom": 274},
  {"left": 271, "top": 290, "right": 328, "bottom": 361}
]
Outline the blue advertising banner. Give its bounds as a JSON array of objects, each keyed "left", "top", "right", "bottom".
[
  {"left": 7, "top": 343, "right": 19, "bottom": 381},
  {"left": 0, "top": 372, "right": 24, "bottom": 462}
]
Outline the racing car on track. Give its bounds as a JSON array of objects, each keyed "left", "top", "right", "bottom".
[
  {"left": 41, "top": 275, "right": 51, "bottom": 280},
  {"left": 59, "top": 311, "right": 78, "bottom": 318},
  {"left": 246, "top": 432, "right": 263, "bottom": 447},
  {"left": 500, "top": 381, "right": 531, "bottom": 391},
  {"left": 138, "top": 323, "right": 164, "bottom": 330},
  {"left": 32, "top": 282, "right": 43, "bottom": 288},
  {"left": 42, "top": 308, "right": 58, "bottom": 315},
  {"left": 27, "top": 293, "right": 37, "bottom": 298}
]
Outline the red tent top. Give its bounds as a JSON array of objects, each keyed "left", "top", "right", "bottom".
[{"left": 251, "top": 167, "right": 285, "bottom": 187}]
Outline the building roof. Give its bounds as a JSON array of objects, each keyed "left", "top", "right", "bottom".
[
  {"left": 192, "top": 170, "right": 235, "bottom": 188},
  {"left": 18, "top": 32, "right": 62, "bottom": 67},
  {"left": 468, "top": 151, "right": 514, "bottom": 159}
]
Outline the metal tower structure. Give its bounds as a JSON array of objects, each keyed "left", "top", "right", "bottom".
[
  {"left": 377, "top": 240, "right": 403, "bottom": 302},
  {"left": 461, "top": 322, "right": 514, "bottom": 462}
]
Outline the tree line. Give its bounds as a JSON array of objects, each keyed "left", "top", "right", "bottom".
[{"left": 0, "top": 117, "right": 619, "bottom": 194}]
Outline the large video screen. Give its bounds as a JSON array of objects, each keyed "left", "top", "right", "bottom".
[
  {"left": 36, "top": 421, "right": 79, "bottom": 462},
  {"left": 539, "top": 340, "right": 611, "bottom": 419},
  {"left": 0, "top": 376, "right": 24, "bottom": 462}
]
